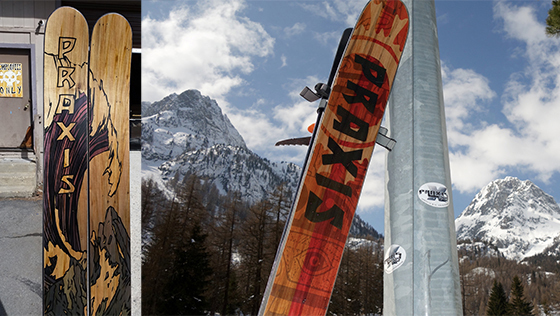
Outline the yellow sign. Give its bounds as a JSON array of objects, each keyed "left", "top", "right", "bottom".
[{"left": 0, "top": 63, "right": 23, "bottom": 97}]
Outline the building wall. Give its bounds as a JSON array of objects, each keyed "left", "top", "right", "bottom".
[{"left": 0, "top": 0, "right": 56, "bottom": 187}]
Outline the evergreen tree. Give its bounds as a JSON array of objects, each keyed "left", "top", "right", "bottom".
[
  {"left": 142, "top": 195, "right": 180, "bottom": 315},
  {"left": 161, "top": 222, "right": 213, "bottom": 315},
  {"left": 487, "top": 280, "right": 510, "bottom": 316},
  {"left": 546, "top": 0, "right": 560, "bottom": 37},
  {"left": 509, "top": 275, "right": 534, "bottom": 316},
  {"left": 206, "top": 191, "right": 243, "bottom": 316},
  {"left": 141, "top": 177, "right": 165, "bottom": 234}
]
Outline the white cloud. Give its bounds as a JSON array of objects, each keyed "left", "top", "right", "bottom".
[
  {"left": 356, "top": 150, "right": 387, "bottom": 211},
  {"left": 142, "top": 0, "right": 274, "bottom": 104},
  {"left": 222, "top": 76, "right": 320, "bottom": 158},
  {"left": 284, "top": 22, "right": 306, "bottom": 37},
  {"left": 300, "top": 0, "right": 369, "bottom": 27},
  {"left": 226, "top": 108, "right": 284, "bottom": 149},
  {"left": 442, "top": 1, "right": 560, "bottom": 193},
  {"left": 280, "top": 54, "right": 288, "bottom": 68}
]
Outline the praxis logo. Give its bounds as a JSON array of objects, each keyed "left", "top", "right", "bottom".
[{"left": 418, "top": 182, "right": 449, "bottom": 208}]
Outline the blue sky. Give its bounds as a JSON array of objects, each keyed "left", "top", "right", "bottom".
[{"left": 142, "top": 0, "right": 560, "bottom": 234}]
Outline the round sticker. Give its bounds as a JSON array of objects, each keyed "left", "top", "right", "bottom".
[
  {"left": 384, "top": 244, "right": 406, "bottom": 274},
  {"left": 417, "top": 182, "right": 449, "bottom": 208}
]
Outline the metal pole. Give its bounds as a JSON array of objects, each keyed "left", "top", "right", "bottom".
[{"left": 384, "top": 0, "right": 462, "bottom": 314}]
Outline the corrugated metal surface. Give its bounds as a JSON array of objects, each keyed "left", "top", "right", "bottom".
[{"left": 0, "top": 1, "right": 54, "bottom": 32}]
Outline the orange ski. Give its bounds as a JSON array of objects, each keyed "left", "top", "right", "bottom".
[{"left": 259, "top": 0, "right": 409, "bottom": 315}]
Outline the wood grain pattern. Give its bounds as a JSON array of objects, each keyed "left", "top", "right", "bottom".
[
  {"left": 260, "top": 1, "right": 409, "bottom": 315},
  {"left": 87, "top": 13, "right": 132, "bottom": 315},
  {"left": 43, "top": 8, "right": 131, "bottom": 316},
  {"left": 43, "top": 6, "right": 90, "bottom": 315}
]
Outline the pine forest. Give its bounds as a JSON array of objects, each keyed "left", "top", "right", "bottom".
[{"left": 142, "top": 174, "right": 560, "bottom": 315}]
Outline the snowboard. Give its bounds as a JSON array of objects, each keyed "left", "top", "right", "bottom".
[
  {"left": 258, "top": 1, "right": 409, "bottom": 315},
  {"left": 43, "top": 7, "right": 131, "bottom": 316}
]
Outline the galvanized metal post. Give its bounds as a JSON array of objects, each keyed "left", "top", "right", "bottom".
[{"left": 383, "top": 0, "right": 463, "bottom": 314}]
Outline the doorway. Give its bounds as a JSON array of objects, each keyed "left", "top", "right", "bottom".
[{"left": 0, "top": 48, "right": 32, "bottom": 149}]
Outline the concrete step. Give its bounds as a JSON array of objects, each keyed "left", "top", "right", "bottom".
[
  {"left": 0, "top": 159, "right": 36, "bottom": 173},
  {"left": 0, "top": 186, "right": 36, "bottom": 198},
  {"left": 0, "top": 159, "right": 36, "bottom": 198}
]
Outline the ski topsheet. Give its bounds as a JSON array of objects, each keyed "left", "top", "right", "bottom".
[
  {"left": 259, "top": 1, "right": 409, "bottom": 315},
  {"left": 88, "top": 13, "right": 132, "bottom": 315},
  {"left": 43, "top": 7, "right": 131, "bottom": 315},
  {"left": 43, "top": 7, "right": 90, "bottom": 314}
]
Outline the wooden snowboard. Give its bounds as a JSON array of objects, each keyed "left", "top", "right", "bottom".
[
  {"left": 43, "top": 7, "right": 131, "bottom": 316},
  {"left": 259, "top": 1, "right": 409, "bottom": 315}
]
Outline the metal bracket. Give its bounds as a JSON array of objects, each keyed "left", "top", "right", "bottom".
[
  {"left": 376, "top": 126, "right": 396, "bottom": 151},
  {"left": 300, "top": 82, "right": 330, "bottom": 102}
]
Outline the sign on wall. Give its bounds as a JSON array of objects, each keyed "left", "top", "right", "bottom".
[{"left": 0, "top": 63, "right": 23, "bottom": 97}]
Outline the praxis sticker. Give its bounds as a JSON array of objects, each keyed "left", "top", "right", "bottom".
[
  {"left": 384, "top": 244, "right": 406, "bottom": 274},
  {"left": 418, "top": 182, "right": 449, "bottom": 208}
]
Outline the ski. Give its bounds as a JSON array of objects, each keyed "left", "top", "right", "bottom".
[
  {"left": 88, "top": 13, "right": 132, "bottom": 315},
  {"left": 259, "top": 1, "right": 409, "bottom": 315},
  {"left": 43, "top": 8, "right": 131, "bottom": 315},
  {"left": 43, "top": 7, "right": 90, "bottom": 315}
]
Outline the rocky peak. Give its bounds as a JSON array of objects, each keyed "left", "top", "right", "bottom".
[
  {"left": 142, "top": 90, "right": 246, "bottom": 162},
  {"left": 455, "top": 177, "right": 560, "bottom": 260}
]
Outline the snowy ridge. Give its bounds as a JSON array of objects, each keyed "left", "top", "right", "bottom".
[
  {"left": 159, "top": 143, "right": 300, "bottom": 202},
  {"left": 455, "top": 177, "right": 560, "bottom": 261},
  {"left": 142, "top": 89, "right": 383, "bottom": 241},
  {"left": 457, "top": 241, "right": 501, "bottom": 262},
  {"left": 142, "top": 90, "right": 246, "bottom": 163},
  {"left": 142, "top": 90, "right": 300, "bottom": 204}
]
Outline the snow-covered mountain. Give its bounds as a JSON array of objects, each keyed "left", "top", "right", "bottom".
[
  {"left": 142, "top": 90, "right": 246, "bottom": 162},
  {"left": 142, "top": 89, "right": 302, "bottom": 204},
  {"left": 142, "top": 89, "right": 381, "bottom": 238},
  {"left": 455, "top": 176, "right": 560, "bottom": 261}
]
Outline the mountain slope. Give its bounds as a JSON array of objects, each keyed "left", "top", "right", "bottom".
[
  {"left": 142, "top": 90, "right": 246, "bottom": 163},
  {"left": 142, "top": 89, "right": 382, "bottom": 239},
  {"left": 142, "top": 89, "right": 302, "bottom": 204},
  {"left": 455, "top": 176, "right": 560, "bottom": 261}
]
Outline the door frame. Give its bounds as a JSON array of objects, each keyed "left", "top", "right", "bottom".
[{"left": 0, "top": 43, "right": 41, "bottom": 177}]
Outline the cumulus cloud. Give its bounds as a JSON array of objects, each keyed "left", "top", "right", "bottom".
[
  {"left": 443, "top": 1, "right": 560, "bottom": 193},
  {"left": 142, "top": 0, "right": 274, "bottom": 104},
  {"left": 356, "top": 150, "right": 387, "bottom": 211}
]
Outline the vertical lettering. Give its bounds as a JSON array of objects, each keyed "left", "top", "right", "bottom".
[
  {"left": 304, "top": 192, "right": 344, "bottom": 229},
  {"left": 57, "top": 67, "right": 76, "bottom": 88},
  {"left": 58, "top": 37, "right": 76, "bottom": 59},
  {"left": 56, "top": 122, "right": 76, "bottom": 141},
  {"left": 343, "top": 81, "right": 379, "bottom": 113},
  {"left": 322, "top": 138, "right": 362, "bottom": 177},
  {"left": 354, "top": 54, "right": 386, "bottom": 88},
  {"left": 315, "top": 174, "right": 352, "bottom": 197},
  {"left": 333, "top": 106, "right": 369, "bottom": 141},
  {"left": 63, "top": 149, "right": 70, "bottom": 168},
  {"left": 58, "top": 175, "right": 75, "bottom": 194},
  {"left": 56, "top": 95, "right": 76, "bottom": 114}
]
